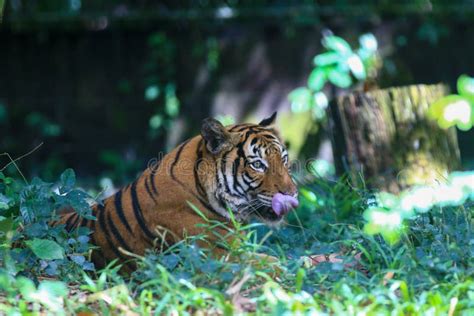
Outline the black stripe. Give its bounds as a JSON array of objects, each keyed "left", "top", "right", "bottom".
[
  {"left": 232, "top": 157, "right": 246, "bottom": 195},
  {"left": 130, "top": 181, "right": 156, "bottom": 240},
  {"left": 144, "top": 177, "right": 158, "bottom": 204},
  {"left": 230, "top": 124, "right": 251, "bottom": 132},
  {"left": 171, "top": 139, "right": 219, "bottom": 214},
  {"left": 78, "top": 216, "right": 88, "bottom": 229},
  {"left": 106, "top": 211, "right": 132, "bottom": 252},
  {"left": 66, "top": 213, "right": 79, "bottom": 231},
  {"left": 97, "top": 204, "right": 126, "bottom": 260},
  {"left": 232, "top": 133, "right": 249, "bottom": 195},
  {"left": 149, "top": 159, "right": 161, "bottom": 195},
  {"left": 114, "top": 190, "right": 133, "bottom": 234},
  {"left": 194, "top": 139, "right": 208, "bottom": 199},
  {"left": 170, "top": 140, "right": 191, "bottom": 179}
]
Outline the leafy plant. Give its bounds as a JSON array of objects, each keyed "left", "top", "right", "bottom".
[
  {"left": 0, "top": 169, "right": 95, "bottom": 279},
  {"left": 429, "top": 74, "right": 474, "bottom": 131},
  {"left": 2, "top": 168, "right": 474, "bottom": 314},
  {"left": 363, "top": 171, "right": 474, "bottom": 244},
  {"left": 289, "top": 33, "right": 379, "bottom": 120},
  {"left": 0, "top": 272, "right": 70, "bottom": 315}
]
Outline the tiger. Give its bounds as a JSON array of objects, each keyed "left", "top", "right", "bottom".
[{"left": 57, "top": 112, "right": 299, "bottom": 268}]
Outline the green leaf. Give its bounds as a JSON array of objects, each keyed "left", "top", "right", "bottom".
[
  {"left": 25, "top": 238, "right": 64, "bottom": 260},
  {"left": 457, "top": 74, "right": 474, "bottom": 97},
  {"left": 165, "top": 85, "right": 180, "bottom": 117},
  {"left": 327, "top": 69, "right": 352, "bottom": 88},
  {"left": 145, "top": 85, "right": 160, "bottom": 101},
  {"left": 288, "top": 87, "right": 312, "bottom": 112},
  {"left": 322, "top": 36, "right": 352, "bottom": 55},
  {"left": 307, "top": 68, "right": 327, "bottom": 91},
  {"left": 59, "top": 169, "right": 75, "bottom": 194},
  {"left": 429, "top": 95, "right": 474, "bottom": 131},
  {"left": 347, "top": 54, "right": 366, "bottom": 80},
  {"left": 359, "top": 33, "right": 378, "bottom": 52},
  {"left": 313, "top": 52, "right": 340, "bottom": 67},
  {"left": 17, "top": 277, "right": 37, "bottom": 301},
  {"left": 149, "top": 114, "right": 163, "bottom": 130},
  {"left": 38, "top": 280, "right": 68, "bottom": 298},
  {"left": 0, "top": 193, "right": 11, "bottom": 210}
]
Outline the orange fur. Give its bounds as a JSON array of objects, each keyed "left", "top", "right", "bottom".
[{"left": 57, "top": 114, "right": 297, "bottom": 268}]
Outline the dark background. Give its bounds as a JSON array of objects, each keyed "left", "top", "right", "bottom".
[{"left": 1, "top": 0, "right": 473, "bottom": 184}]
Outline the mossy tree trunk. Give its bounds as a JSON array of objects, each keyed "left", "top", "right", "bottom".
[{"left": 330, "top": 84, "right": 460, "bottom": 193}]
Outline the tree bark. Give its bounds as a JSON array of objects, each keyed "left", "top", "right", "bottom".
[{"left": 330, "top": 84, "right": 460, "bottom": 193}]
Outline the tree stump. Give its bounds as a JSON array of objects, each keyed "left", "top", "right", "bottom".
[{"left": 330, "top": 84, "right": 461, "bottom": 193}]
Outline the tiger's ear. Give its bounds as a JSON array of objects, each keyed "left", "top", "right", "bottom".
[
  {"left": 259, "top": 111, "right": 277, "bottom": 127},
  {"left": 201, "top": 118, "right": 234, "bottom": 154}
]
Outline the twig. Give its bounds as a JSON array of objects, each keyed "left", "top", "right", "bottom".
[{"left": 0, "top": 142, "right": 43, "bottom": 184}]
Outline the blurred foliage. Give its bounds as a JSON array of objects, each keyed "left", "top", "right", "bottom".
[
  {"left": 289, "top": 33, "right": 380, "bottom": 120},
  {"left": 364, "top": 171, "right": 474, "bottom": 244},
  {"left": 0, "top": 169, "right": 95, "bottom": 279},
  {"left": 144, "top": 32, "right": 180, "bottom": 140},
  {"left": 429, "top": 74, "right": 474, "bottom": 131}
]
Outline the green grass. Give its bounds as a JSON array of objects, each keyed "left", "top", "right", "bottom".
[{"left": 1, "top": 170, "right": 474, "bottom": 315}]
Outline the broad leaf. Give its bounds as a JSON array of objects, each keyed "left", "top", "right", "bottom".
[
  {"left": 327, "top": 69, "right": 352, "bottom": 88},
  {"left": 288, "top": 87, "right": 312, "bottom": 112},
  {"left": 457, "top": 74, "right": 474, "bottom": 97},
  {"left": 38, "top": 280, "right": 68, "bottom": 298},
  {"left": 429, "top": 95, "right": 474, "bottom": 131},
  {"left": 0, "top": 193, "right": 10, "bottom": 210},
  {"left": 313, "top": 52, "right": 340, "bottom": 67},
  {"left": 347, "top": 54, "right": 366, "bottom": 80},
  {"left": 359, "top": 33, "right": 378, "bottom": 52},
  {"left": 322, "top": 36, "right": 352, "bottom": 55},
  {"left": 307, "top": 68, "right": 327, "bottom": 91},
  {"left": 59, "top": 169, "right": 75, "bottom": 194},
  {"left": 26, "top": 238, "right": 64, "bottom": 260}
]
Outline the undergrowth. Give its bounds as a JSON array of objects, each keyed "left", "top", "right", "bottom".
[{"left": 1, "top": 169, "right": 473, "bottom": 315}]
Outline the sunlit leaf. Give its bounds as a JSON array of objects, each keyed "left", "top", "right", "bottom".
[
  {"left": 307, "top": 68, "right": 327, "bottom": 91},
  {"left": 313, "top": 92, "right": 328, "bottom": 109},
  {"left": 327, "top": 69, "right": 352, "bottom": 88},
  {"left": 359, "top": 33, "right": 378, "bottom": 52},
  {"left": 347, "top": 54, "right": 366, "bottom": 80},
  {"left": 429, "top": 94, "right": 473, "bottom": 131},
  {"left": 457, "top": 74, "right": 474, "bottom": 97},
  {"left": 300, "top": 188, "right": 317, "bottom": 203},
  {"left": 288, "top": 87, "right": 312, "bottom": 112},
  {"left": 38, "top": 280, "right": 68, "bottom": 298},
  {"left": 313, "top": 52, "right": 340, "bottom": 67},
  {"left": 322, "top": 36, "right": 352, "bottom": 55}
]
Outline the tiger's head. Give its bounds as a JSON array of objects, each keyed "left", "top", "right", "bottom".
[{"left": 201, "top": 112, "right": 298, "bottom": 223}]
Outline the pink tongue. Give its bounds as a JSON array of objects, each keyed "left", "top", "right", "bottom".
[{"left": 271, "top": 193, "right": 299, "bottom": 217}]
